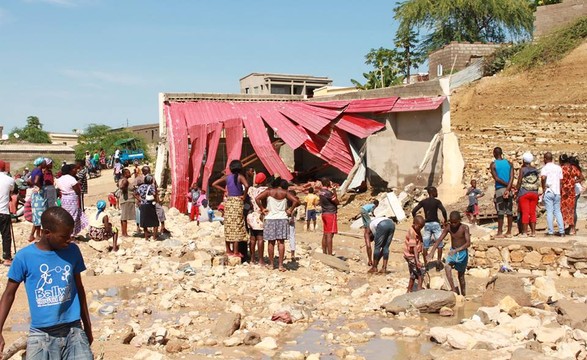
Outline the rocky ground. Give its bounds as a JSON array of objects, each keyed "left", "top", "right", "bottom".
[{"left": 3, "top": 169, "right": 587, "bottom": 360}]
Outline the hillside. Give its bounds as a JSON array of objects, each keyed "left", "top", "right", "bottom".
[{"left": 451, "top": 40, "right": 587, "bottom": 188}]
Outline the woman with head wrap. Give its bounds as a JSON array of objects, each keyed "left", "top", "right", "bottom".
[
  {"left": 135, "top": 175, "right": 159, "bottom": 240},
  {"left": 212, "top": 160, "right": 250, "bottom": 258},
  {"left": 560, "top": 154, "right": 585, "bottom": 235},
  {"left": 43, "top": 157, "right": 58, "bottom": 208},
  {"left": 56, "top": 164, "right": 88, "bottom": 236},
  {"left": 515, "top": 152, "right": 540, "bottom": 237},
  {"left": 27, "top": 157, "right": 46, "bottom": 242},
  {"left": 88, "top": 200, "right": 119, "bottom": 251}
]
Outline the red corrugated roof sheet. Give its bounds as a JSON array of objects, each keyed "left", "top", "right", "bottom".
[
  {"left": 165, "top": 96, "right": 442, "bottom": 212},
  {"left": 390, "top": 96, "right": 446, "bottom": 112}
]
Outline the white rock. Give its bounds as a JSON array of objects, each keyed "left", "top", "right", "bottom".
[
  {"left": 306, "top": 354, "right": 321, "bottom": 360},
  {"left": 223, "top": 336, "right": 243, "bottom": 347},
  {"left": 468, "top": 268, "right": 491, "bottom": 278},
  {"left": 535, "top": 326, "right": 567, "bottom": 343},
  {"left": 447, "top": 329, "right": 477, "bottom": 349},
  {"left": 401, "top": 327, "right": 420, "bottom": 337},
  {"left": 254, "top": 337, "right": 278, "bottom": 351},
  {"left": 429, "top": 276, "right": 446, "bottom": 290},
  {"left": 278, "top": 351, "right": 305, "bottom": 360},
  {"left": 133, "top": 349, "right": 166, "bottom": 360},
  {"left": 380, "top": 327, "right": 396, "bottom": 337},
  {"left": 351, "top": 284, "right": 369, "bottom": 298}
]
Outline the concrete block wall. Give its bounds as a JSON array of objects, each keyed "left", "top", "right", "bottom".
[
  {"left": 428, "top": 43, "right": 502, "bottom": 79},
  {"left": 534, "top": 0, "right": 587, "bottom": 38}
]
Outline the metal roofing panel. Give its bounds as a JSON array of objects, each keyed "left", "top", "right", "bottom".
[
  {"left": 257, "top": 103, "right": 309, "bottom": 149},
  {"left": 224, "top": 117, "right": 244, "bottom": 171},
  {"left": 295, "top": 102, "right": 342, "bottom": 120},
  {"left": 166, "top": 102, "right": 190, "bottom": 212},
  {"left": 306, "top": 100, "right": 350, "bottom": 110},
  {"left": 187, "top": 124, "right": 207, "bottom": 185},
  {"left": 238, "top": 103, "right": 293, "bottom": 180},
  {"left": 201, "top": 122, "right": 223, "bottom": 190},
  {"left": 335, "top": 114, "right": 385, "bottom": 138},
  {"left": 319, "top": 127, "right": 354, "bottom": 173},
  {"left": 277, "top": 103, "right": 331, "bottom": 134},
  {"left": 345, "top": 97, "right": 399, "bottom": 113},
  {"left": 390, "top": 96, "right": 446, "bottom": 112}
]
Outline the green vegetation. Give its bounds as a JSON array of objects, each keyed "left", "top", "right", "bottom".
[
  {"left": 351, "top": 47, "right": 403, "bottom": 89},
  {"left": 509, "top": 17, "right": 587, "bottom": 70},
  {"left": 394, "top": 0, "right": 534, "bottom": 54},
  {"left": 8, "top": 116, "right": 51, "bottom": 143},
  {"left": 484, "top": 17, "right": 587, "bottom": 75},
  {"left": 74, "top": 124, "right": 149, "bottom": 162}
]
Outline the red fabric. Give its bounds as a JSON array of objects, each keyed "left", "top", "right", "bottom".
[
  {"left": 519, "top": 192, "right": 539, "bottom": 224},
  {"left": 190, "top": 203, "right": 200, "bottom": 222},
  {"left": 321, "top": 213, "right": 338, "bottom": 234}
]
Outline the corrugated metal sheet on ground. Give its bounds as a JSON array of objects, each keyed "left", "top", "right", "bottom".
[{"left": 390, "top": 96, "right": 446, "bottom": 112}]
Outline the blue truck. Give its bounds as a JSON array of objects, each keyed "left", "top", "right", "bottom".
[{"left": 114, "top": 138, "right": 145, "bottom": 166}]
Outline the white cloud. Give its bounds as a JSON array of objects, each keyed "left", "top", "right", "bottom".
[{"left": 60, "top": 69, "right": 142, "bottom": 86}]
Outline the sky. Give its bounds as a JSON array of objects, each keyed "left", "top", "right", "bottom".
[{"left": 0, "top": 0, "right": 406, "bottom": 133}]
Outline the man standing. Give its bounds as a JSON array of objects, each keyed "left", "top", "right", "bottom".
[
  {"left": 76, "top": 160, "right": 89, "bottom": 210},
  {"left": 411, "top": 186, "right": 447, "bottom": 265},
  {"left": 0, "top": 160, "right": 15, "bottom": 266},
  {"left": 490, "top": 147, "right": 514, "bottom": 238},
  {"left": 319, "top": 178, "right": 339, "bottom": 255},
  {"left": 541, "top": 152, "right": 565, "bottom": 236}
]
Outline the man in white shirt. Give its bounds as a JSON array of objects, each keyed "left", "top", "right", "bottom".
[
  {"left": 367, "top": 216, "right": 396, "bottom": 274},
  {"left": 540, "top": 152, "right": 565, "bottom": 236},
  {"left": 0, "top": 160, "right": 15, "bottom": 265}
]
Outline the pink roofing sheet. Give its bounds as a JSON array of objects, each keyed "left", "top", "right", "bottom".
[
  {"left": 166, "top": 102, "right": 189, "bottom": 212},
  {"left": 390, "top": 96, "right": 446, "bottom": 112},
  {"left": 344, "top": 97, "right": 399, "bottom": 113},
  {"left": 257, "top": 103, "right": 308, "bottom": 149},
  {"left": 319, "top": 127, "right": 354, "bottom": 173},
  {"left": 223, "top": 117, "right": 244, "bottom": 172},
  {"left": 201, "top": 122, "right": 222, "bottom": 190},
  {"left": 335, "top": 114, "right": 385, "bottom": 138}
]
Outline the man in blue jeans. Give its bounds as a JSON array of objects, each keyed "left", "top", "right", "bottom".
[
  {"left": 367, "top": 216, "right": 395, "bottom": 274},
  {"left": 411, "top": 186, "right": 447, "bottom": 266},
  {"left": 540, "top": 152, "right": 565, "bottom": 236}
]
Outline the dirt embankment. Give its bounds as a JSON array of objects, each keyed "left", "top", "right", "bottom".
[{"left": 451, "top": 41, "right": 587, "bottom": 190}]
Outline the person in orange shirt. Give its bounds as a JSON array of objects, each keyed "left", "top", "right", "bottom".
[{"left": 404, "top": 215, "right": 425, "bottom": 293}]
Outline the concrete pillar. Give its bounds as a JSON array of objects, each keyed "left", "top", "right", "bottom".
[
  {"left": 437, "top": 78, "right": 465, "bottom": 204},
  {"left": 278, "top": 143, "right": 295, "bottom": 175},
  {"left": 154, "top": 93, "right": 167, "bottom": 189}
]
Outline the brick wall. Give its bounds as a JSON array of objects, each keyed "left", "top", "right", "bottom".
[
  {"left": 428, "top": 42, "right": 503, "bottom": 79},
  {"left": 534, "top": 0, "right": 587, "bottom": 38}
]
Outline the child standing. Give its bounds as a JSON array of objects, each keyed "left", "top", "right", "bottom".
[
  {"left": 428, "top": 211, "right": 471, "bottom": 296},
  {"left": 0, "top": 207, "right": 93, "bottom": 358},
  {"left": 188, "top": 183, "right": 201, "bottom": 224},
  {"left": 465, "top": 179, "right": 484, "bottom": 226},
  {"left": 304, "top": 187, "right": 319, "bottom": 232},
  {"left": 404, "top": 215, "right": 425, "bottom": 293}
]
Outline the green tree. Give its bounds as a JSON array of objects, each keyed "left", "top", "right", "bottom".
[
  {"left": 74, "top": 124, "right": 149, "bottom": 162},
  {"left": 394, "top": 0, "right": 534, "bottom": 53},
  {"left": 9, "top": 116, "right": 51, "bottom": 143},
  {"left": 394, "top": 25, "right": 425, "bottom": 83},
  {"left": 351, "top": 47, "right": 403, "bottom": 89}
]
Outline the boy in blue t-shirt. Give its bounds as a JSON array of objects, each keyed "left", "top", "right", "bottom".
[{"left": 0, "top": 207, "right": 93, "bottom": 359}]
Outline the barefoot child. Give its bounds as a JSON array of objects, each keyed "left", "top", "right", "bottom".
[
  {"left": 405, "top": 215, "right": 425, "bottom": 292},
  {"left": 0, "top": 207, "right": 93, "bottom": 358},
  {"left": 303, "top": 187, "right": 319, "bottom": 232},
  {"left": 367, "top": 215, "right": 395, "bottom": 274},
  {"left": 465, "top": 180, "right": 484, "bottom": 226},
  {"left": 88, "top": 200, "right": 119, "bottom": 252},
  {"left": 427, "top": 211, "right": 471, "bottom": 296}
]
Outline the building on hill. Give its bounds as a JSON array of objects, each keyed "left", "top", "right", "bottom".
[
  {"left": 239, "top": 73, "right": 332, "bottom": 98},
  {"left": 110, "top": 123, "right": 160, "bottom": 144},
  {"left": 428, "top": 42, "right": 502, "bottom": 79},
  {"left": 534, "top": 0, "right": 587, "bottom": 39},
  {"left": 48, "top": 132, "right": 79, "bottom": 146}
]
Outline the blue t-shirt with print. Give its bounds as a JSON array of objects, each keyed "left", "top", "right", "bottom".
[{"left": 8, "top": 243, "right": 86, "bottom": 329}]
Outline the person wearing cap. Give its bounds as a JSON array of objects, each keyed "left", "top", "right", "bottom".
[
  {"left": 0, "top": 160, "right": 15, "bottom": 266},
  {"left": 27, "top": 157, "right": 47, "bottom": 242},
  {"left": 88, "top": 200, "right": 119, "bottom": 251},
  {"left": 247, "top": 172, "right": 268, "bottom": 265},
  {"left": 22, "top": 167, "right": 30, "bottom": 183},
  {"left": 516, "top": 152, "right": 540, "bottom": 237}
]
